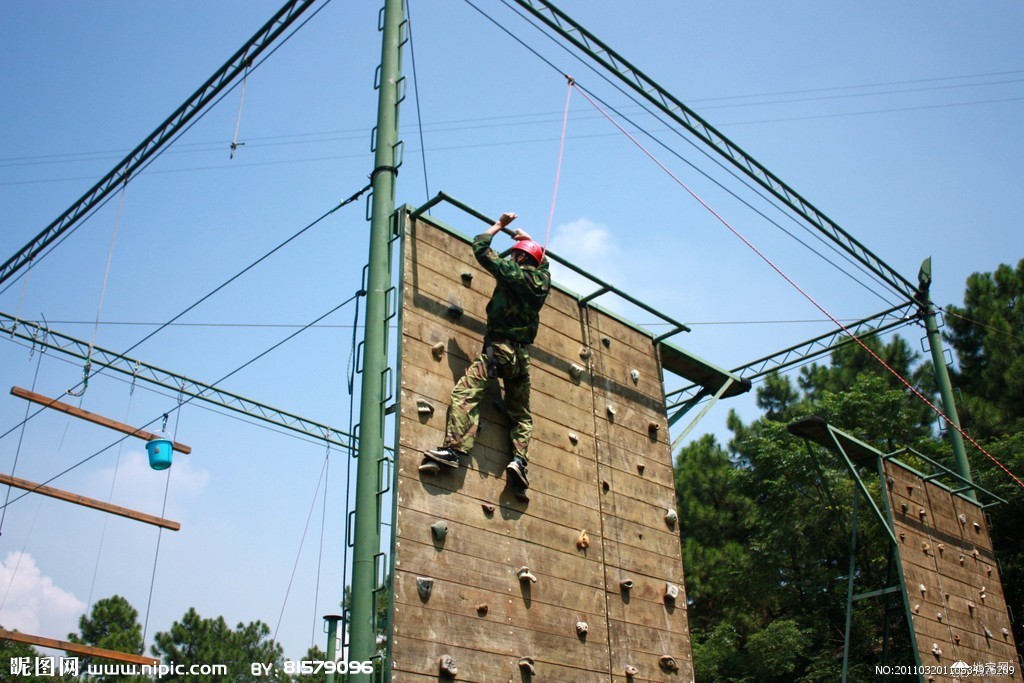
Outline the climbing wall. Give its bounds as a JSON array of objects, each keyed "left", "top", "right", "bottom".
[
  {"left": 390, "top": 214, "right": 693, "bottom": 682},
  {"left": 886, "top": 460, "right": 1019, "bottom": 681}
]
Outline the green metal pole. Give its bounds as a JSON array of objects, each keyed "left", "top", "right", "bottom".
[
  {"left": 323, "top": 614, "right": 342, "bottom": 683},
  {"left": 350, "top": 0, "right": 403, "bottom": 677},
  {"left": 918, "top": 257, "right": 975, "bottom": 500}
]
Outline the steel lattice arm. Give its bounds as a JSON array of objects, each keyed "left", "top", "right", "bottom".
[
  {"left": 0, "top": 0, "right": 319, "bottom": 288},
  {"left": 666, "top": 303, "right": 919, "bottom": 407},
  {"left": 1, "top": 312, "right": 353, "bottom": 449},
  {"left": 511, "top": 0, "right": 919, "bottom": 303}
]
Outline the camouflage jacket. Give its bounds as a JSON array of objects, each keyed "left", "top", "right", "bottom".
[{"left": 472, "top": 233, "right": 551, "bottom": 344}]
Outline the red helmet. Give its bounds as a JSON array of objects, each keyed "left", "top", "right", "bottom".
[{"left": 510, "top": 239, "right": 545, "bottom": 265}]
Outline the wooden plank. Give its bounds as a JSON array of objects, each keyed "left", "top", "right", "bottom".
[
  {"left": 0, "top": 628, "right": 158, "bottom": 666},
  {"left": 11, "top": 386, "right": 191, "bottom": 454},
  {"left": 0, "top": 473, "right": 180, "bottom": 531}
]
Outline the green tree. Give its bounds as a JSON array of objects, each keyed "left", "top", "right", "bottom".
[
  {"left": 944, "top": 259, "right": 1024, "bottom": 439},
  {"left": 66, "top": 595, "right": 146, "bottom": 683},
  {"left": 151, "top": 607, "right": 285, "bottom": 682}
]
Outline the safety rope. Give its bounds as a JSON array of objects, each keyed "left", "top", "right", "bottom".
[
  {"left": 572, "top": 81, "right": 1024, "bottom": 491},
  {"left": 142, "top": 408, "right": 178, "bottom": 646},
  {"left": 230, "top": 62, "right": 251, "bottom": 159},
  {"left": 543, "top": 77, "right": 573, "bottom": 252}
]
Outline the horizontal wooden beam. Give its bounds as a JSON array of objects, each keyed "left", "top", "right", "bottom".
[
  {"left": 0, "top": 473, "right": 180, "bottom": 531},
  {"left": 0, "top": 628, "right": 159, "bottom": 666},
  {"left": 10, "top": 386, "right": 191, "bottom": 454}
]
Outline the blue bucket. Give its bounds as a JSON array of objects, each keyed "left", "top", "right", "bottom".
[{"left": 146, "top": 434, "right": 173, "bottom": 470}]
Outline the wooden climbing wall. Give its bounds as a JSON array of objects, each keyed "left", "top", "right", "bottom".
[
  {"left": 886, "top": 460, "right": 1019, "bottom": 681},
  {"left": 390, "top": 213, "right": 693, "bottom": 682}
]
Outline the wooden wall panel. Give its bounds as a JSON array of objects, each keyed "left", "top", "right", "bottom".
[
  {"left": 885, "top": 460, "right": 1018, "bottom": 681},
  {"left": 392, "top": 216, "right": 693, "bottom": 682}
]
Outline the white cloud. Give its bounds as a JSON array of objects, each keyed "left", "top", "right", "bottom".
[
  {"left": 0, "top": 551, "right": 85, "bottom": 637},
  {"left": 548, "top": 218, "right": 625, "bottom": 297}
]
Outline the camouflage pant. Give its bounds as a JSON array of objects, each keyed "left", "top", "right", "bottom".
[{"left": 444, "top": 340, "right": 533, "bottom": 462}]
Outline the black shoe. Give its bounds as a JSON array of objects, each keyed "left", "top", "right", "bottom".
[
  {"left": 506, "top": 456, "right": 529, "bottom": 488},
  {"left": 424, "top": 447, "right": 462, "bottom": 468}
]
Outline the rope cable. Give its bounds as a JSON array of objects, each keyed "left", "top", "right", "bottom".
[
  {"left": 543, "top": 78, "right": 573, "bottom": 252},
  {"left": 311, "top": 441, "right": 330, "bottom": 646},
  {"left": 406, "top": 0, "right": 432, "bottom": 204},
  {"left": 230, "top": 63, "right": 251, "bottom": 159},
  {"left": 573, "top": 81, "right": 1024, "bottom": 490}
]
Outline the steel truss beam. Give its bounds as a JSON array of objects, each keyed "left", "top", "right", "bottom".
[
  {"left": 511, "top": 0, "right": 919, "bottom": 302},
  {"left": 666, "top": 303, "right": 918, "bottom": 409},
  {"left": 1, "top": 312, "right": 353, "bottom": 449},
  {"left": 0, "top": 0, "right": 319, "bottom": 288}
]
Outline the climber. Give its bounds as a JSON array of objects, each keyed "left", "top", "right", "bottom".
[{"left": 424, "top": 211, "right": 551, "bottom": 490}]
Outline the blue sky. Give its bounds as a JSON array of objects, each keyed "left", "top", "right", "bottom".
[{"left": 2, "top": 0, "right": 1022, "bottom": 661}]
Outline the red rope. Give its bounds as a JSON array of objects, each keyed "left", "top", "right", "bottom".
[
  {"left": 544, "top": 78, "right": 573, "bottom": 253},
  {"left": 572, "top": 82, "right": 1024, "bottom": 491}
]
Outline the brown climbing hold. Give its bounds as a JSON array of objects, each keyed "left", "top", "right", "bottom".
[
  {"left": 579, "top": 346, "right": 592, "bottom": 360},
  {"left": 476, "top": 603, "right": 488, "bottom": 616},
  {"left": 660, "top": 655, "right": 680, "bottom": 673},
  {"left": 648, "top": 421, "right": 660, "bottom": 433},
  {"left": 576, "top": 529, "right": 590, "bottom": 550},
  {"left": 481, "top": 503, "right": 495, "bottom": 517},
  {"left": 517, "top": 567, "right": 538, "bottom": 583},
  {"left": 438, "top": 654, "right": 458, "bottom": 676},
  {"left": 431, "top": 342, "right": 445, "bottom": 360},
  {"left": 460, "top": 271, "right": 473, "bottom": 285},
  {"left": 953, "top": 634, "right": 960, "bottom": 645},
  {"left": 601, "top": 336, "right": 611, "bottom": 348},
  {"left": 601, "top": 480, "right": 610, "bottom": 493},
  {"left": 518, "top": 657, "right": 536, "bottom": 675},
  {"left": 624, "top": 665, "right": 639, "bottom": 678},
  {"left": 636, "top": 462, "right": 646, "bottom": 475}
]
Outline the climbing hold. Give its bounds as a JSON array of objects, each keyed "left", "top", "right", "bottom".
[
  {"left": 898, "top": 531, "right": 906, "bottom": 541},
  {"left": 1002, "top": 627, "right": 1011, "bottom": 638},
  {"left": 482, "top": 503, "right": 495, "bottom": 516},
  {"left": 918, "top": 508, "right": 927, "bottom": 520},
  {"left": 619, "top": 579, "right": 634, "bottom": 592},
  {"left": 460, "top": 271, "right": 473, "bottom": 285},
  {"left": 518, "top": 657, "right": 536, "bottom": 675},
  {"left": 579, "top": 346, "right": 592, "bottom": 360},
  {"left": 906, "top": 485, "right": 915, "bottom": 495},
  {"left": 922, "top": 542, "right": 930, "bottom": 554},
  {"left": 576, "top": 529, "right": 590, "bottom": 550},
  {"left": 438, "top": 654, "right": 458, "bottom": 677},
  {"left": 954, "top": 634, "right": 960, "bottom": 645},
  {"left": 575, "top": 621, "right": 589, "bottom": 637},
  {"left": 665, "top": 508, "right": 678, "bottom": 529},
  {"left": 517, "top": 567, "right": 538, "bottom": 583},
  {"left": 476, "top": 603, "right": 488, "bottom": 616},
  {"left": 606, "top": 403, "right": 616, "bottom": 421},
  {"left": 983, "top": 625, "right": 993, "bottom": 639},
  {"left": 601, "top": 336, "right": 611, "bottom": 348},
  {"left": 601, "top": 480, "right": 610, "bottom": 493},
  {"left": 570, "top": 363, "right": 584, "bottom": 381},
  {"left": 986, "top": 566, "right": 993, "bottom": 576},
  {"left": 900, "top": 503, "right": 908, "bottom": 514},
  {"left": 659, "top": 655, "right": 680, "bottom": 673},
  {"left": 959, "top": 554, "right": 966, "bottom": 566},
  {"left": 958, "top": 513, "right": 967, "bottom": 525},
  {"left": 431, "top": 342, "right": 445, "bottom": 360},
  {"left": 913, "top": 603, "right": 921, "bottom": 614},
  {"left": 919, "top": 584, "right": 927, "bottom": 596},
  {"left": 568, "top": 432, "right": 579, "bottom": 445},
  {"left": 416, "top": 577, "right": 434, "bottom": 601},
  {"left": 972, "top": 548, "right": 980, "bottom": 560},
  {"left": 636, "top": 462, "right": 646, "bottom": 475},
  {"left": 648, "top": 421, "right": 660, "bottom": 434},
  {"left": 980, "top": 587, "right": 987, "bottom": 602},
  {"left": 937, "top": 611, "right": 943, "bottom": 622},
  {"left": 624, "top": 665, "right": 639, "bottom": 678},
  {"left": 665, "top": 582, "right": 680, "bottom": 602},
  {"left": 431, "top": 521, "right": 449, "bottom": 541},
  {"left": 967, "top": 601, "right": 975, "bottom": 613},
  {"left": 416, "top": 399, "right": 434, "bottom": 416},
  {"left": 447, "top": 304, "right": 464, "bottom": 318},
  {"left": 885, "top": 475, "right": 894, "bottom": 489},
  {"left": 931, "top": 644, "right": 941, "bottom": 658},
  {"left": 630, "top": 369, "right": 639, "bottom": 384},
  {"left": 972, "top": 521, "right": 981, "bottom": 532},
  {"left": 937, "top": 543, "right": 945, "bottom": 554}
]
